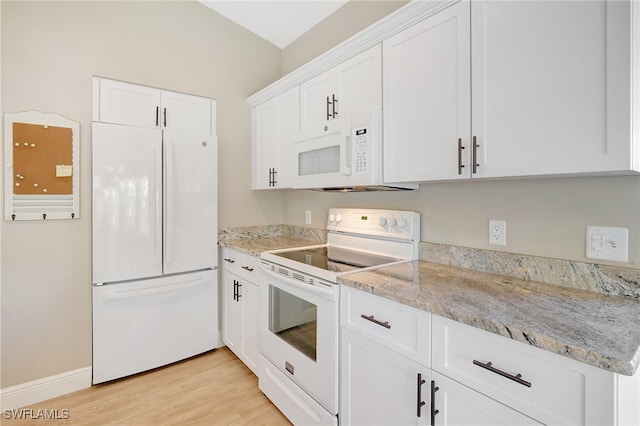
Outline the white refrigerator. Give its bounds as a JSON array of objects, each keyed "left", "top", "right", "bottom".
[{"left": 91, "top": 121, "right": 218, "bottom": 384}]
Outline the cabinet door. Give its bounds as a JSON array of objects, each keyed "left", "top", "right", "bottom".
[
  {"left": 341, "top": 328, "right": 430, "bottom": 426},
  {"left": 432, "top": 371, "right": 541, "bottom": 426},
  {"left": 97, "top": 78, "right": 160, "bottom": 128},
  {"left": 160, "top": 90, "right": 213, "bottom": 135},
  {"left": 299, "top": 68, "right": 334, "bottom": 131},
  {"left": 300, "top": 45, "right": 382, "bottom": 132},
  {"left": 334, "top": 44, "right": 382, "bottom": 130},
  {"left": 472, "top": 0, "right": 632, "bottom": 178},
  {"left": 252, "top": 87, "right": 299, "bottom": 189},
  {"left": 241, "top": 280, "right": 259, "bottom": 374},
  {"left": 163, "top": 131, "right": 217, "bottom": 274},
  {"left": 383, "top": 2, "right": 470, "bottom": 183},
  {"left": 252, "top": 101, "right": 279, "bottom": 189},
  {"left": 221, "top": 271, "right": 242, "bottom": 355}
]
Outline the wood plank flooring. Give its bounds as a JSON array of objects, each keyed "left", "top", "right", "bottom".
[{"left": 5, "top": 347, "right": 290, "bottom": 425}]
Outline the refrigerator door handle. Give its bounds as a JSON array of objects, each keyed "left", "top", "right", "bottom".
[
  {"left": 164, "top": 138, "right": 174, "bottom": 266},
  {"left": 102, "top": 277, "right": 209, "bottom": 300},
  {"left": 154, "top": 145, "right": 162, "bottom": 266}
]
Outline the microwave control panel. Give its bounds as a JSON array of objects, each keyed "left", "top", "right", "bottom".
[{"left": 354, "top": 128, "right": 368, "bottom": 174}]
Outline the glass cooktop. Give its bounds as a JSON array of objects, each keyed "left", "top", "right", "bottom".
[{"left": 273, "top": 246, "right": 400, "bottom": 273}]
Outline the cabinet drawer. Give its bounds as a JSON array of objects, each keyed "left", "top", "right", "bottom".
[
  {"left": 340, "top": 286, "right": 430, "bottom": 365},
  {"left": 221, "top": 247, "right": 259, "bottom": 282},
  {"left": 432, "top": 315, "right": 614, "bottom": 426}
]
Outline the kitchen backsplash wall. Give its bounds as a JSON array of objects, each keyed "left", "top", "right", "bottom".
[
  {"left": 220, "top": 225, "right": 640, "bottom": 300},
  {"left": 218, "top": 224, "right": 326, "bottom": 244},
  {"left": 420, "top": 242, "right": 640, "bottom": 299},
  {"left": 282, "top": 176, "right": 640, "bottom": 270}
]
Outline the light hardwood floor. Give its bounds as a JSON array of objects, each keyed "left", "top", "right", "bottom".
[{"left": 5, "top": 348, "right": 290, "bottom": 425}]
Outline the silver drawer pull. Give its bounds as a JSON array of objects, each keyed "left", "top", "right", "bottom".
[
  {"left": 360, "top": 314, "right": 391, "bottom": 329},
  {"left": 224, "top": 258, "right": 235, "bottom": 264},
  {"left": 473, "top": 360, "right": 532, "bottom": 388},
  {"left": 241, "top": 265, "right": 254, "bottom": 272}
]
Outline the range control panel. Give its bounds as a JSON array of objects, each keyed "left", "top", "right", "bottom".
[{"left": 326, "top": 208, "right": 420, "bottom": 241}]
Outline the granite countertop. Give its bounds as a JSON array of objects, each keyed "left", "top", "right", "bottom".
[
  {"left": 338, "top": 260, "right": 640, "bottom": 376},
  {"left": 219, "top": 236, "right": 323, "bottom": 257}
]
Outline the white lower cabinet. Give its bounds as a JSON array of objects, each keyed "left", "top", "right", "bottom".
[
  {"left": 431, "top": 371, "right": 540, "bottom": 426},
  {"left": 341, "top": 328, "right": 430, "bottom": 425},
  {"left": 431, "top": 315, "right": 639, "bottom": 426},
  {"left": 221, "top": 248, "right": 259, "bottom": 374},
  {"left": 340, "top": 287, "right": 640, "bottom": 426},
  {"left": 340, "top": 286, "right": 431, "bottom": 425}
]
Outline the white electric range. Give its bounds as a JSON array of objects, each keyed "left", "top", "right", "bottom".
[{"left": 258, "top": 208, "right": 420, "bottom": 425}]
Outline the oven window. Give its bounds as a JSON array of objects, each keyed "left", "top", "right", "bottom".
[{"left": 269, "top": 285, "right": 317, "bottom": 361}]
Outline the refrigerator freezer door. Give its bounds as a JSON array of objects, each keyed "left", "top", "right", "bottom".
[
  {"left": 92, "top": 269, "right": 219, "bottom": 384},
  {"left": 92, "top": 122, "right": 163, "bottom": 284},
  {"left": 163, "top": 131, "right": 218, "bottom": 275}
]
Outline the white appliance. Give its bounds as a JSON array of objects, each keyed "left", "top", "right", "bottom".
[
  {"left": 292, "top": 111, "right": 419, "bottom": 191},
  {"left": 91, "top": 117, "right": 218, "bottom": 383},
  {"left": 258, "top": 208, "right": 420, "bottom": 425}
]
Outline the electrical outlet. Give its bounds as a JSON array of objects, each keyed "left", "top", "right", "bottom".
[
  {"left": 489, "top": 220, "right": 506, "bottom": 246},
  {"left": 305, "top": 210, "right": 312, "bottom": 225}
]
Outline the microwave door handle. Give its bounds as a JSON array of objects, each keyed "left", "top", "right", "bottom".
[{"left": 342, "top": 131, "right": 352, "bottom": 175}]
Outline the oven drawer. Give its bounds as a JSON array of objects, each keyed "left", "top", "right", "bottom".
[
  {"left": 340, "top": 285, "right": 430, "bottom": 365},
  {"left": 432, "top": 315, "right": 614, "bottom": 426},
  {"left": 221, "top": 247, "right": 259, "bottom": 282}
]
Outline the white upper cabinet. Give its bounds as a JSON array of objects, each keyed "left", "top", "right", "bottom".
[
  {"left": 472, "top": 0, "right": 633, "bottom": 178},
  {"left": 383, "top": 0, "right": 637, "bottom": 182},
  {"left": 96, "top": 78, "right": 160, "bottom": 128},
  {"left": 300, "top": 45, "right": 382, "bottom": 133},
  {"left": 160, "top": 90, "right": 214, "bottom": 134},
  {"left": 251, "top": 87, "right": 299, "bottom": 189},
  {"left": 95, "top": 78, "right": 214, "bottom": 134},
  {"left": 383, "top": 1, "right": 471, "bottom": 183}
]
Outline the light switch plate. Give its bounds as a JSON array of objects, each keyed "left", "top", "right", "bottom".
[{"left": 585, "top": 226, "right": 629, "bottom": 262}]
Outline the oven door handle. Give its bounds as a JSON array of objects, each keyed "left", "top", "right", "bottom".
[{"left": 260, "top": 264, "right": 337, "bottom": 300}]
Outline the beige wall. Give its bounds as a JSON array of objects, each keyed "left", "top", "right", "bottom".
[
  {"left": 0, "top": 0, "right": 283, "bottom": 388},
  {"left": 282, "top": 0, "right": 408, "bottom": 74},
  {"left": 281, "top": 1, "right": 640, "bottom": 269}
]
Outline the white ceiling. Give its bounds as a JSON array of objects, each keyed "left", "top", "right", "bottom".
[{"left": 200, "top": 0, "right": 348, "bottom": 49}]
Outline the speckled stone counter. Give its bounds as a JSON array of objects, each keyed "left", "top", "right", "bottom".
[
  {"left": 338, "top": 260, "right": 640, "bottom": 376},
  {"left": 218, "top": 225, "right": 326, "bottom": 257}
]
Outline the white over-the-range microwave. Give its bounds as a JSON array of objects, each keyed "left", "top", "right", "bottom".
[{"left": 293, "top": 110, "right": 418, "bottom": 191}]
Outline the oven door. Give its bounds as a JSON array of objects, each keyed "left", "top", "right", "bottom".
[{"left": 258, "top": 263, "right": 339, "bottom": 414}]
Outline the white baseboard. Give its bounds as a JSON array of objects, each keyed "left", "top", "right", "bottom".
[{"left": 1, "top": 367, "right": 92, "bottom": 410}]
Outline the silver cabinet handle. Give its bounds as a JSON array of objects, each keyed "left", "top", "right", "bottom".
[
  {"left": 430, "top": 380, "right": 440, "bottom": 425},
  {"left": 417, "top": 373, "right": 426, "bottom": 417},
  {"left": 457, "top": 138, "right": 465, "bottom": 175},
  {"left": 473, "top": 360, "right": 532, "bottom": 388},
  {"left": 360, "top": 314, "right": 391, "bottom": 329},
  {"left": 332, "top": 93, "right": 338, "bottom": 118},
  {"left": 472, "top": 135, "right": 479, "bottom": 174}
]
